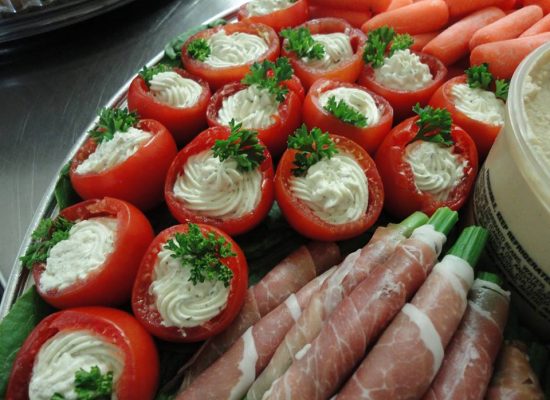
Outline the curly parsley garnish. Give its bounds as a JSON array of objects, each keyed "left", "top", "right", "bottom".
[
  {"left": 242, "top": 57, "right": 293, "bottom": 102},
  {"left": 187, "top": 38, "right": 211, "bottom": 61},
  {"left": 212, "top": 120, "right": 266, "bottom": 172},
  {"left": 164, "top": 223, "right": 235, "bottom": 287},
  {"left": 139, "top": 64, "right": 170, "bottom": 87},
  {"left": 412, "top": 103, "right": 453, "bottom": 146},
  {"left": 281, "top": 27, "right": 325, "bottom": 60},
  {"left": 324, "top": 96, "right": 368, "bottom": 127},
  {"left": 363, "top": 26, "right": 413, "bottom": 68},
  {"left": 20, "top": 217, "right": 75, "bottom": 269},
  {"left": 465, "top": 63, "right": 509, "bottom": 101},
  {"left": 88, "top": 108, "right": 139, "bottom": 143},
  {"left": 494, "top": 79, "right": 509, "bottom": 101},
  {"left": 51, "top": 365, "right": 113, "bottom": 400},
  {"left": 287, "top": 124, "right": 338, "bottom": 177}
]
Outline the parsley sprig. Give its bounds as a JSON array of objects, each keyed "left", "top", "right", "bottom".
[
  {"left": 324, "top": 96, "right": 368, "bottom": 127},
  {"left": 212, "top": 120, "right": 266, "bottom": 172},
  {"left": 242, "top": 57, "right": 293, "bottom": 102},
  {"left": 20, "top": 217, "right": 75, "bottom": 269},
  {"left": 51, "top": 366, "right": 113, "bottom": 400},
  {"left": 164, "top": 223, "right": 235, "bottom": 287},
  {"left": 412, "top": 104, "right": 453, "bottom": 146},
  {"left": 187, "top": 38, "right": 211, "bottom": 61},
  {"left": 89, "top": 108, "right": 139, "bottom": 143},
  {"left": 288, "top": 124, "right": 338, "bottom": 177},
  {"left": 494, "top": 79, "right": 509, "bottom": 101},
  {"left": 465, "top": 63, "right": 509, "bottom": 101},
  {"left": 139, "top": 64, "right": 170, "bottom": 87},
  {"left": 363, "top": 26, "right": 413, "bottom": 68},
  {"left": 281, "top": 27, "right": 325, "bottom": 60}
]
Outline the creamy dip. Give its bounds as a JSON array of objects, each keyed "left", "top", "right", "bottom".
[
  {"left": 204, "top": 30, "right": 268, "bottom": 68},
  {"left": 303, "top": 33, "right": 353, "bottom": 69},
  {"left": 374, "top": 49, "right": 433, "bottom": 91},
  {"left": 451, "top": 83, "right": 505, "bottom": 126},
  {"left": 318, "top": 86, "right": 381, "bottom": 125},
  {"left": 246, "top": 0, "right": 294, "bottom": 16},
  {"left": 217, "top": 85, "right": 279, "bottom": 129},
  {"left": 149, "top": 71, "right": 202, "bottom": 108}
]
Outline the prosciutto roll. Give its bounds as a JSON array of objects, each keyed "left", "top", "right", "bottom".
[
  {"left": 176, "top": 266, "right": 336, "bottom": 400},
  {"left": 263, "top": 207, "right": 457, "bottom": 400},
  {"left": 423, "top": 274, "right": 510, "bottom": 400},
  {"left": 178, "top": 241, "right": 340, "bottom": 390},
  {"left": 248, "top": 213, "right": 428, "bottom": 399},
  {"left": 337, "top": 226, "right": 487, "bottom": 400}
]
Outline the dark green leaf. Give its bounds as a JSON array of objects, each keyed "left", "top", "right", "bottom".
[
  {"left": 287, "top": 124, "right": 338, "bottom": 176},
  {"left": 74, "top": 366, "right": 113, "bottom": 400},
  {"left": 495, "top": 79, "right": 509, "bottom": 101},
  {"left": 187, "top": 39, "right": 211, "bottom": 62},
  {"left": 54, "top": 162, "right": 81, "bottom": 210},
  {"left": 88, "top": 108, "right": 139, "bottom": 143},
  {"left": 466, "top": 63, "right": 493, "bottom": 90},
  {"left": 241, "top": 57, "right": 293, "bottom": 102},
  {"left": 412, "top": 103, "right": 453, "bottom": 146},
  {"left": 389, "top": 33, "right": 414, "bottom": 56},
  {"left": 363, "top": 26, "right": 395, "bottom": 68},
  {"left": 163, "top": 19, "right": 226, "bottom": 63},
  {"left": 139, "top": 64, "right": 170, "bottom": 87},
  {"left": 323, "top": 96, "right": 368, "bottom": 127},
  {"left": 281, "top": 27, "right": 325, "bottom": 60},
  {"left": 51, "top": 394, "right": 65, "bottom": 400}
]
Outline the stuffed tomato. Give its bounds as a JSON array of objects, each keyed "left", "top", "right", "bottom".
[
  {"left": 181, "top": 21, "right": 280, "bottom": 91},
  {"left": 375, "top": 104, "right": 478, "bottom": 219},
  {"left": 70, "top": 108, "right": 178, "bottom": 211},
  {"left": 358, "top": 26, "right": 447, "bottom": 120},
  {"left": 6, "top": 307, "right": 159, "bottom": 400},
  {"left": 206, "top": 57, "right": 303, "bottom": 157},
  {"left": 429, "top": 64, "right": 507, "bottom": 160},
  {"left": 303, "top": 78, "right": 393, "bottom": 155},
  {"left": 132, "top": 223, "right": 248, "bottom": 342},
  {"left": 237, "top": 0, "right": 309, "bottom": 32},
  {"left": 127, "top": 65, "right": 211, "bottom": 146},
  {"left": 21, "top": 198, "right": 154, "bottom": 309},
  {"left": 280, "top": 17, "right": 366, "bottom": 89},
  {"left": 275, "top": 125, "right": 383, "bottom": 241},
  {"left": 165, "top": 124, "right": 274, "bottom": 236}
]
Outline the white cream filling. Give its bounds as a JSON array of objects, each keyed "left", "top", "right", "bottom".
[
  {"left": 318, "top": 86, "right": 381, "bottom": 125},
  {"left": 303, "top": 33, "right": 353, "bottom": 69},
  {"left": 451, "top": 83, "right": 505, "bottom": 126},
  {"left": 76, "top": 127, "right": 152, "bottom": 174},
  {"left": 290, "top": 153, "right": 368, "bottom": 225},
  {"left": 404, "top": 141, "right": 467, "bottom": 201},
  {"left": 40, "top": 217, "right": 117, "bottom": 292},
  {"left": 28, "top": 330, "right": 124, "bottom": 400},
  {"left": 217, "top": 85, "right": 278, "bottom": 129},
  {"left": 150, "top": 247, "right": 230, "bottom": 328},
  {"left": 173, "top": 150, "right": 262, "bottom": 219},
  {"left": 149, "top": 71, "right": 202, "bottom": 108},
  {"left": 204, "top": 30, "right": 269, "bottom": 68},
  {"left": 246, "top": 0, "right": 294, "bottom": 16},
  {"left": 374, "top": 49, "right": 433, "bottom": 91}
]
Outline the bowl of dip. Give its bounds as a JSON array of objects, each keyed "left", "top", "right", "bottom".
[{"left": 472, "top": 42, "right": 550, "bottom": 337}]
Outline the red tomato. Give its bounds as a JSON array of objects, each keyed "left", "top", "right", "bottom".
[
  {"left": 132, "top": 223, "right": 248, "bottom": 342},
  {"left": 358, "top": 51, "right": 447, "bottom": 121},
  {"left": 303, "top": 78, "right": 394, "bottom": 155},
  {"left": 281, "top": 18, "right": 367, "bottom": 90},
  {"left": 32, "top": 198, "right": 154, "bottom": 309},
  {"left": 429, "top": 75, "right": 503, "bottom": 160},
  {"left": 237, "top": 0, "right": 309, "bottom": 32},
  {"left": 375, "top": 117, "right": 478, "bottom": 218},
  {"left": 275, "top": 134, "right": 384, "bottom": 241},
  {"left": 206, "top": 77, "right": 304, "bottom": 157},
  {"left": 181, "top": 22, "right": 280, "bottom": 91},
  {"left": 70, "top": 119, "right": 178, "bottom": 211},
  {"left": 127, "top": 68, "right": 211, "bottom": 146},
  {"left": 6, "top": 307, "right": 159, "bottom": 400},
  {"left": 164, "top": 126, "right": 275, "bottom": 236}
]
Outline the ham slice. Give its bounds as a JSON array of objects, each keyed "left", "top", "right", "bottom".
[
  {"left": 176, "top": 266, "right": 336, "bottom": 400},
  {"left": 423, "top": 278, "right": 510, "bottom": 400},
  {"left": 337, "top": 254, "right": 474, "bottom": 399},
  {"left": 263, "top": 224, "right": 446, "bottom": 400},
  {"left": 178, "top": 241, "right": 340, "bottom": 391},
  {"left": 247, "top": 225, "right": 407, "bottom": 399}
]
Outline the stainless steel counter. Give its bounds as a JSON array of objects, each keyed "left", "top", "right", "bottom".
[{"left": 0, "top": 0, "right": 245, "bottom": 285}]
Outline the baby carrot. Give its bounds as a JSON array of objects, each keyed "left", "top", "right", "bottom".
[
  {"left": 523, "top": 0, "right": 550, "bottom": 14},
  {"left": 422, "top": 7, "right": 506, "bottom": 65},
  {"left": 469, "top": 6, "right": 543, "bottom": 49},
  {"left": 308, "top": 6, "right": 372, "bottom": 28},
  {"left": 361, "top": 0, "right": 449, "bottom": 35},
  {"left": 470, "top": 32, "right": 550, "bottom": 78},
  {"left": 520, "top": 13, "right": 550, "bottom": 36},
  {"left": 444, "top": 0, "right": 510, "bottom": 18},
  {"left": 411, "top": 31, "right": 440, "bottom": 51},
  {"left": 309, "top": 0, "right": 391, "bottom": 13},
  {"left": 387, "top": 0, "right": 414, "bottom": 11}
]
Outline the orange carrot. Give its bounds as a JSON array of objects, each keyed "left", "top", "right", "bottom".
[
  {"left": 469, "top": 6, "right": 543, "bottom": 49},
  {"left": 361, "top": 0, "right": 449, "bottom": 35},
  {"left": 422, "top": 7, "right": 506, "bottom": 65},
  {"left": 470, "top": 32, "right": 550, "bottom": 78},
  {"left": 521, "top": 12, "right": 550, "bottom": 35},
  {"left": 308, "top": 6, "right": 372, "bottom": 28},
  {"left": 499, "top": 0, "right": 520, "bottom": 10},
  {"left": 523, "top": 0, "right": 550, "bottom": 14},
  {"left": 411, "top": 31, "right": 440, "bottom": 51},
  {"left": 309, "top": 0, "right": 391, "bottom": 13},
  {"left": 444, "top": 0, "right": 509, "bottom": 18},
  {"left": 387, "top": 0, "right": 414, "bottom": 10}
]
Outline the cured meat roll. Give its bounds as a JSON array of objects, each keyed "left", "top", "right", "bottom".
[
  {"left": 423, "top": 273, "right": 511, "bottom": 400},
  {"left": 337, "top": 226, "right": 488, "bottom": 400}
]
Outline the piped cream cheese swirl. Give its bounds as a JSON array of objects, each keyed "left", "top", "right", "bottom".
[
  {"left": 204, "top": 30, "right": 268, "bottom": 68},
  {"left": 404, "top": 141, "right": 466, "bottom": 201},
  {"left": 40, "top": 217, "right": 117, "bottom": 292},
  {"left": 246, "top": 0, "right": 294, "bottom": 16},
  {"left": 28, "top": 330, "right": 124, "bottom": 400},
  {"left": 149, "top": 71, "right": 202, "bottom": 108},
  {"left": 218, "top": 85, "right": 279, "bottom": 129},
  {"left": 451, "top": 83, "right": 505, "bottom": 126},
  {"left": 303, "top": 33, "right": 353, "bottom": 69},
  {"left": 290, "top": 153, "right": 369, "bottom": 224},
  {"left": 173, "top": 150, "right": 262, "bottom": 218},
  {"left": 318, "top": 86, "right": 381, "bottom": 125},
  {"left": 374, "top": 49, "right": 433, "bottom": 91},
  {"left": 150, "top": 248, "right": 230, "bottom": 328}
]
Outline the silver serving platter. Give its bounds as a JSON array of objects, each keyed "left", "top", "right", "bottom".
[{"left": 0, "top": 5, "right": 241, "bottom": 319}]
